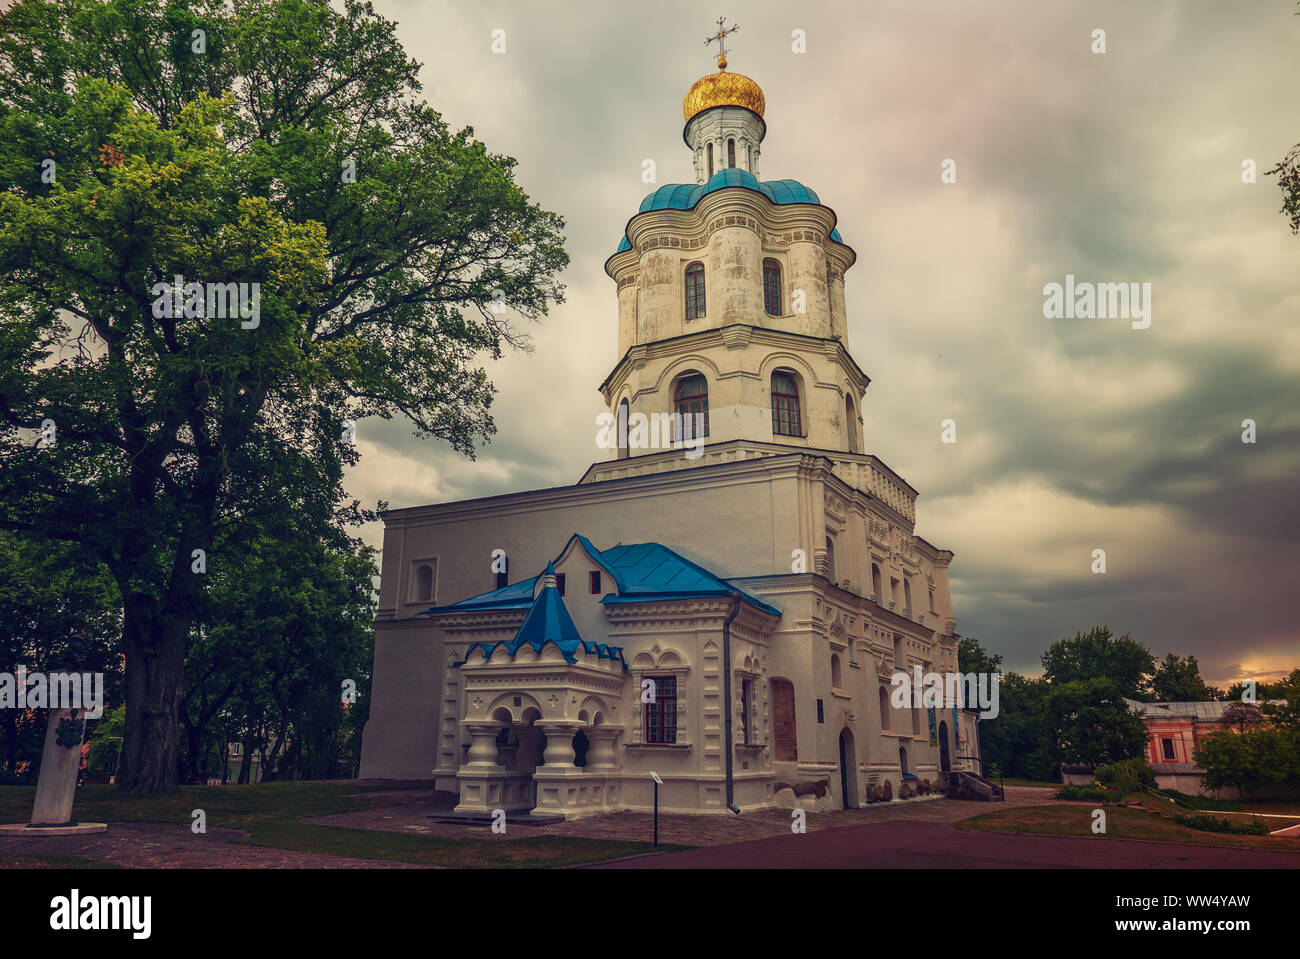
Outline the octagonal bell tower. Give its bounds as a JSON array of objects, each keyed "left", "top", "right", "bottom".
[{"left": 601, "top": 26, "right": 866, "bottom": 462}]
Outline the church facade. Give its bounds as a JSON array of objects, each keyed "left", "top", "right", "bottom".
[{"left": 360, "top": 49, "right": 980, "bottom": 817}]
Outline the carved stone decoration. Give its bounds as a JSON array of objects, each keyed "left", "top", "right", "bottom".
[
  {"left": 55, "top": 711, "right": 84, "bottom": 749},
  {"left": 824, "top": 491, "right": 847, "bottom": 520}
]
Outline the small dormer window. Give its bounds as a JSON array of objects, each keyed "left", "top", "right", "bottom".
[
  {"left": 555, "top": 573, "right": 566, "bottom": 596},
  {"left": 589, "top": 571, "right": 601, "bottom": 594}
]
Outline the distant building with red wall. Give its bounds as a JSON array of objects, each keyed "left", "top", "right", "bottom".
[{"left": 1123, "top": 698, "right": 1275, "bottom": 798}]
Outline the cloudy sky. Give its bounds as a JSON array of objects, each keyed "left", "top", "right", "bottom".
[{"left": 347, "top": 0, "right": 1299, "bottom": 686}]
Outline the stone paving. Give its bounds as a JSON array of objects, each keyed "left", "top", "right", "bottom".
[
  {"left": 302, "top": 784, "right": 1067, "bottom": 847},
  {"left": 0, "top": 784, "right": 1072, "bottom": 867},
  {"left": 589, "top": 819, "right": 1300, "bottom": 869}
]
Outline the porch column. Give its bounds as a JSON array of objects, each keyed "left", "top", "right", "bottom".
[
  {"left": 465, "top": 722, "right": 505, "bottom": 768},
  {"left": 585, "top": 726, "right": 622, "bottom": 769},
  {"left": 453, "top": 721, "right": 508, "bottom": 816},
  {"left": 537, "top": 721, "right": 582, "bottom": 767},
  {"left": 531, "top": 720, "right": 587, "bottom": 819}
]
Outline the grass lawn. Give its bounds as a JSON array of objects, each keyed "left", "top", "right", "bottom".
[
  {"left": 0, "top": 782, "right": 688, "bottom": 868},
  {"left": 1232, "top": 802, "right": 1300, "bottom": 817},
  {"left": 956, "top": 803, "right": 1300, "bottom": 852}
]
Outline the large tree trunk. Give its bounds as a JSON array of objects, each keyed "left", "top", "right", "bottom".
[{"left": 118, "top": 600, "right": 187, "bottom": 793}]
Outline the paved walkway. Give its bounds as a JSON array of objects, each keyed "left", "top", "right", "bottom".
[
  {"left": 8, "top": 785, "right": 1291, "bottom": 868},
  {"left": 587, "top": 820, "right": 1300, "bottom": 869},
  {"left": 304, "top": 785, "right": 1064, "bottom": 847}
]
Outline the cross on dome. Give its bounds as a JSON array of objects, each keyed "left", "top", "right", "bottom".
[{"left": 704, "top": 16, "right": 740, "bottom": 70}]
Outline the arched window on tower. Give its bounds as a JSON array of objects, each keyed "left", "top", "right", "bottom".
[
  {"left": 824, "top": 535, "right": 836, "bottom": 582},
  {"left": 871, "top": 564, "right": 883, "bottom": 601},
  {"left": 727, "top": 138, "right": 736, "bottom": 168},
  {"left": 706, "top": 142, "right": 714, "bottom": 178},
  {"left": 771, "top": 370, "right": 803, "bottom": 436},
  {"left": 904, "top": 578, "right": 913, "bottom": 615},
  {"left": 617, "top": 398, "right": 630, "bottom": 459},
  {"left": 672, "top": 372, "right": 710, "bottom": 440},
  {"left": 685, "top": 262, "right": 706, "bottom": 320},
  {"left": 845, "top": 394, "right": 860, "bottom": 453},
  {"left": 763, "top": 259, "right": 782, "bottom": 316},
  {"left": 831, "top": 653, "right": 842, "bottom": 689}
]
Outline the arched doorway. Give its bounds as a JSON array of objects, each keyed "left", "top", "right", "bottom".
[
  {"left": 938, "top": 721, "right": 951, "bottom": 773},
  {"left": 838, "top": 728, "right": 859, "bottom": 809}
]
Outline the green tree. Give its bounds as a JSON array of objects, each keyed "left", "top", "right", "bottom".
[
  {"left": 1150, "top": 653, "right": 1223, "bottom": 702},
  {"left": 957, "top": 636, "right": 1002, "bottom": 678},
  {"left": 976, "top": 672, "right": 1058, "bottom": 781},
  {"left": 1197, "top": 727, "right": 1300, "bottom": 798},
  {"left": 1045, "top": 677, "right": 1147, "bottom": 768},
  {"left": 1041, "top": 626, "right": 1155, "bottom": 700},
  {"left": 1220, "top": 700, "right": 1267, "bottom": 733},
  {"left": 1260, "top": 669, "right": 1300, "bottom": 731},
  {"left": 85, "top": 704, "right": 126, "bottom": 781},
  {"left": 182, "top": 520, "right": 375, "bottom": 783},
  {"left": 0, "top": 531, "right": 122, "bottom": 780},
  {"left": 1270, "top": 144, "right": 1300, "bottom": 234},
  {"left": 0, "top": 0, "right": 566, "bottom": 792}
]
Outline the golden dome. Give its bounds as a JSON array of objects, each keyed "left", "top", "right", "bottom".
[{"left": 683, "top": 60, "right": 765, "bottom": 123}]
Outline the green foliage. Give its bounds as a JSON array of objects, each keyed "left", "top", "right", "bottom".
[
  {"left": 1268, "top": 144, "right": 1300, "bottom": 235},
  {"left": 975, "top": 672, "right": 1059, "bottom": 782},
  {"left": 1094, "top": 758, "right": 1156, "bottom": 794},
  {"left": 1041, "top": 627, "right": 1155, "bottom": 700},
  {"left": 1173, "top": 812, "right": 1270, "bottom": 836},
  {"left": 1150, "top": 653, "right": 1222, "bottom": 702},
  {"left": 0, "top": 0, "right": 566, "bottom": 791},
  {"left": 1196, "top": 726, "right": 1300, "bottom": 797},
  {"left": 1054, "top": 784, "right": 1118, "bottom": 802},
  {"left": 0, "top": 531, "right": 123, "bottom": 780},
  {"left": 1047, "top": 677, "right": 1147, "bottom": 767},
  {"left": 85, "top": 705, "right": 125, "bottom": 779},
  {"left": 1261, "top": 669, "right": 1300, "bottom": 731},
  {"left": 182, "top": 520, "right": 376, "bottom": 783},
  {"left": 957, "top": 636, "right": 1002, "bottom": 677},
  {"left": 1219, "top": 700, "right": 1267, "bottom": 732},
  {"left": 1154, "top": 788, "right": 1239, "bottom": 812}
]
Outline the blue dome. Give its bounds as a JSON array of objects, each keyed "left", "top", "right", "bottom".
[{"left": 613, "top": 169, "right": 844, "bottom": 254}]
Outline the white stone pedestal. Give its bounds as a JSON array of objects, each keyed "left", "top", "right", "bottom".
[{"left": 0, "top": 708, "right": 106, "bottom": 836}]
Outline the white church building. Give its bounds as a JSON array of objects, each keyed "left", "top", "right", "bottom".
[{"left": 360, "top": 43, "right": 982, "bottom": 817}]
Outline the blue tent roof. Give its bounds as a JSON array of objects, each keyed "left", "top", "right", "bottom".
[
  {"left": 428, "top": 535, "right": 781, "bottom": 620},
  {"left": 614, "top": 169, "right": 844, "bottom": 254},
  {"left": 436, "top": 575, "right": 537, "bottom": 611},
  {"left": 501, "top": 566, "right": 585, "bottom": 661},
  {"left": 449, "top": 562, "right": 629, "bottom": 670}
]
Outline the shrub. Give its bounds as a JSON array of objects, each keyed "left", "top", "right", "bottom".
[
  {"left": 1155, "top": 788, "right": 1239, "bottom": 812},
  {"left": 1095, "top": 758, "right": 1156, "bottom": 795},
  {"left": 1055, "top": 784, "right": 1118, "bottom": 802},
  {"left": 1173, "top": 812, "right": 1270, "bottom": 835}
]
